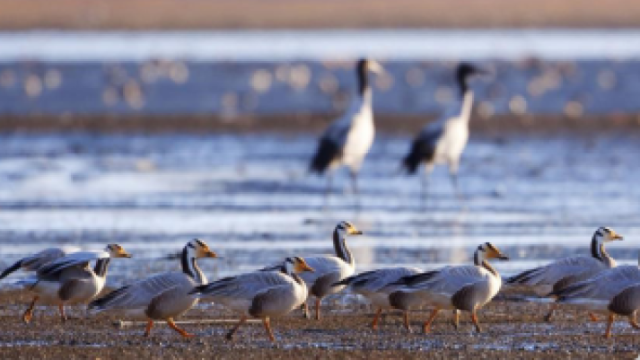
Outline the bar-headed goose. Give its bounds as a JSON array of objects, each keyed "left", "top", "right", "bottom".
[
  {"left": 309, "top": 59, "right": 384, "bottom": 195},
  {"left": 552, "top": 252, "right": 640, "bottom": 338},
  {"left": 89, "top": 239, "right": 217, "bottom": 338},
  {"left": 507, "top": 227, "right": 622, "bottom": 321},
  {"left": 16, "top": 244, "right": 131, "bottom": 323},
  {"left": 296, "top": 221, "right": 363, "bottom": 320},
  {"left": 333, "top": 266, "right": 422, "bottom": 330},
  {"left": 392, "top": 243, "right": 508, "bottom": 333},
  {"left": 191, "top": 256, "right": 314, "bottom": 342}
]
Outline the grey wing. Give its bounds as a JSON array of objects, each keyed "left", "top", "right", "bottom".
[
  {"left": 557, "top": 265, "right": 640, "bottom": 301},
  {"left": 298, "top": 257, "right": 344, "bottom": 285},
  {"left": 37, "top": 251, "right": 109, "bottom": 279},
  {"left": 508, "top": 256, "right": 603, "bottom": 286},
  {"left": 90, "top": 272, "right": 190, "bottom": 311},
  {"left": 199, "top": 272, "right": 291, "bottom": 300},
  {"left": 348, "top": 267, "right": 422, "bottom": 293},
  {"left": 21, "top": 247, "right": 71, "bottom": 271},
  {"left": 405, "top": 265, "right": 488, "bottom": 295}
]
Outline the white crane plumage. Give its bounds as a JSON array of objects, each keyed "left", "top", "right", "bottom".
[
  {"left": 402, "top": 63, "right": 487, "bottom": 201},
  {"left": 309, "top": 58, "right": 384, "bottom": 195}
]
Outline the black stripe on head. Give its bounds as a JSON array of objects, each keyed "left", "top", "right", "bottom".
[
  {"left": 195, "top": 239, "right": 206, "bottom": 248},
  {"left": 477, "top": 245, "right": 484, "bottom": 252},
  {"left": 486, "top": 243, "right": 498, "bottom": 252},
  {"left": 187, "top": 242, "right": 196, "bottom": 249}
]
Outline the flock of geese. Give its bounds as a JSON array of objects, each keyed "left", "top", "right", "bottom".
[
  {"left": 2, "top": 223, "right": 639, "bottom": 342},
  {"left": 0, "top": 59, "right": 636, "bottom": 345}
]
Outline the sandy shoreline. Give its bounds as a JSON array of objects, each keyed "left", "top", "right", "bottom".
[
  {"left": 1, "top": 0, "right": 640, "bottom": 30},
  {"left": 0, "top": 290, "right": 639, "bottom": 358}
]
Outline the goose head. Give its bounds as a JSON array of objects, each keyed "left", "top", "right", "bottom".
[
  {"left": 476, "top": 242, "right": 509, "bottom": 262},
  {"left": 335, "top": 221, "right": 363, "bottom": 237},
  {"left": 594, "top": 227, "right": 623, "bottom": 243},
  {"left": 186, "top": 239, "right": 218, "bottom": 259},
  {"left": 105, "top": 244, "right": 131, "bottom": 258},
  {"left": 284, "top": 256, "right": 315, "bottom": 274}
]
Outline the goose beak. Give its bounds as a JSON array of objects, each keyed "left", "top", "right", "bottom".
[
  {"left": 614, "top": 234, "right": 624, "bottom": 241},
  {"left": 350, "top": 229, "right": 364, "bottom": 235},
  {"left": 206, "top": 250, "right": 218, "bottom": 258},
  {"left": 120, "top": 251, "right": 132, "bottom": 258},
  {"left": 497, "top": 254, "right": 509, "bottom": 261},
  {"left": 302, "top": 264, "right": 315, "bottom": 273}
]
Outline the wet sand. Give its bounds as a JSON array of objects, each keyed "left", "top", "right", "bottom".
[{"left": 0, "top": 290, "right": 639, "bottom": 359}]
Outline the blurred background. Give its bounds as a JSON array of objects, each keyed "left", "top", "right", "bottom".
[{"left": 0, "top": 0, "right": 639, "bottom": 289}]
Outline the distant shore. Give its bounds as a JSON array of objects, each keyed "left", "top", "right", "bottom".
[
  {"left": 0, "top": 0, "right": 639, "bottom": 30},
  {"left": 1, "top": 114, "right": 639, "bottom": 135}
]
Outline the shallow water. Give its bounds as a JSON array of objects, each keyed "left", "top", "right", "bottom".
[{"left": 0, "top": 131, "right": 639, "bottom": 288}]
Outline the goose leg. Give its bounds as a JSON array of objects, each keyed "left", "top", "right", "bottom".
[
  {"left": 403, "top": 311, "right": 412, "bottom": 333},
  {"left": 226, "top": 316, "right": 248, "bottom": 341},
  {"left": 543, "top": 304, "right": 556, "bottom": 322},
  {"left": 58, "top": 304, "right": 67, "bottom": 323},
  {"left": 452, "top": 309, "right": 460, "bottom": 330},
  {"left": 371, "top": 308, "right": 383, "bottom": 330},
  {"left": 423, "top": 308, "right": 441, "bottom": 334},
  {"left": 315, "top": 297, "right": 322, "bottom": 320},
  {"left": 471, "top": 310, "right": 482, "bottom": 333},
  {"left": 22, "top": 296, "right": 38, "bottom": 324},
  {"left": 588, "top": 312, "right": 599, "bottom": 322},
  {"left": 605, "top": 313, "right": 615, "bottom": 338},
  {"left": 167, "top": 318, "right": 194, "bottom": 338},
  {"left": 144, "top": 319, "right": 154, "bottom": 337},
  {"left": 301, "top": 302, "right": 310, "bottom": 319},
  {"left": 629, "top": 313, "right": 640, "bottom": 330},
  {"left": 263, "top": 317, "right": 276, "bottom": 342}
]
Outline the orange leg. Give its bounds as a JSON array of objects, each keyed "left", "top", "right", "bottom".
[
  {"left": 58, "top": 304, "right": 67, "bottom": 323},
  {"left": 423, "top": 308, "right": 441, "bottom": 334},
  {"left": 604, "top": 313, "right": 614, "bottom": 338},
  {"left": 629, "top": 314, "right": 640, "bottom": 330},
  {"left": 263, "top": 317, "right": 276, "bottom": 342},
  {"left": 167, "top": 318, "right": 194, "bottom": 338},
  {"left": 371, "top": 308, "right": 383, "bottom": 330},
  {"left": 144, "top": 319, "right": 154, "bottom": 337},
  {"left": 403, "top": 311, "right": 412, "bottom": 333},
  {"left": 315, "top": 297, "right": 321, "bottom": 320},
  {"left": 471, "top": 310, "right": 482, "bottom": 333},
  {"left": 22, "top": 296, "right": 38, "bottom": 324},
  {"left": 226, "top": 316, "right": 248, "bottom": 341},
  {"left": 452, "top": 309, "right": 460, "bottom": 330},
  {"left": 588, "top": 312, "right": 599, "bottom": 322},
  {"left": 302, "top": 302, "right": 310, "bottom": 319}
]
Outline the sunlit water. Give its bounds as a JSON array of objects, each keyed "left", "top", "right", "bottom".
[
  {"left": 0, "top": 131, "right": 639, "bottom": 288},
  {"left": 1, "top": 30, "right": 640, "bottom": 61}
]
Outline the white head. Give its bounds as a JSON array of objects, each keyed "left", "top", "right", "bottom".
[
  {"left": 185, "top": 239, "right": 217, "bottom": 259},
  {"left": 105, "top": 244, "right": 131, "bottom": 258},
  {"left": 283, "top": 256, "right": 315, "bottom": 274},
  {"left": 594, "top": 227, "right": 623, "bottom": 243},
  {"left": 335, "top": 221, "right": 363, "bottom": 236},
  {"left": 475, "top": 242, "right": 509, "bottom": 262}
]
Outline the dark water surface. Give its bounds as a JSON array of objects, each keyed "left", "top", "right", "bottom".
[{"left": 0, "top": 131, "right": 639, "bottom": 288}]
